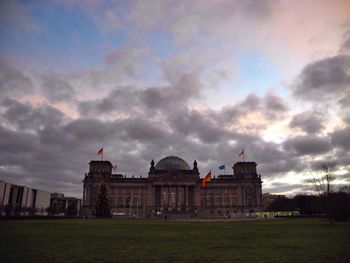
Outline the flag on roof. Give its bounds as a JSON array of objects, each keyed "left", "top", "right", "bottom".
[
  {"left": 97, "top": 148, "right": 103, "bottom": 156},
  {"left": 238, "top": 149, "right": 244, "bottom": 156},
  {"left": 202, "top": 171, "right": 212, "bottom": 188},
  {"left": 219, "top": 164, "right": 225, "bottom": 170}
]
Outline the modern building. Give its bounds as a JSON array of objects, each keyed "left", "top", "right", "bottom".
[
  {"left": 81, "top": 156, "right": 263, "bottom": 218},
  {"left": 0, "top": 180, "right": 51, "bottom": 216},
  {"left": 49, "top": 193, "right": 81, "bottom": 216}
]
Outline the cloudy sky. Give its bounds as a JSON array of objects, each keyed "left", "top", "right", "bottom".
[{"left": 1, "top": 0, "right": 350, "bottom": 197}]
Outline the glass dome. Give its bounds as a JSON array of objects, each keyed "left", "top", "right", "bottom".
[{"left": 155, "top": 156, "right": 191, "bottom": 170}]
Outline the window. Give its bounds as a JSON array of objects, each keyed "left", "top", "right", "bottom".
[
  {"left": 133, "top": 197, "right": 139, "bottom": 207},
  {"left": 232, "top": 197, "right": 237, "bottom": 206},
  {"left": 117, "top": 197, "right": 123, "bottom": 207},
  {"left": 224, "top": 197, "right": 229, "bottom": 206}
]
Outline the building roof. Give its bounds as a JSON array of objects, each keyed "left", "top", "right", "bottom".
[
  {"left": 155, "top": 156, "right": 191, "bottom": 170},
  {"left": 89, "top": 160, "right": 112, "bottom": 165}
]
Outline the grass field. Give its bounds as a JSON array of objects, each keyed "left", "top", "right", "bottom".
[{"left": 1, "top": 218, "right": 349, "bottom": 263}]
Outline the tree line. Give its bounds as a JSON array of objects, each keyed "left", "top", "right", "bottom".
[{"left": 268, "top": 162, "right": 350, "bottom": 221}]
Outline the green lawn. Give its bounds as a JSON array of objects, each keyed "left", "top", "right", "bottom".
[{"left": 0, "top": 218, "right": 349, "bottom": 263}]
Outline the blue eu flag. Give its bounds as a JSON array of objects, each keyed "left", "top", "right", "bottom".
[{"left": 219, "top": 164, "right": 225, "bottom": 170}]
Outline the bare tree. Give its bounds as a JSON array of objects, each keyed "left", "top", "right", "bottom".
[{"left": 312, "top": 162, "right": 336, "bottom": 195}]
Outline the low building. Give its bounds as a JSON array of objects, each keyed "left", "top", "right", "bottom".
[
  {"left": 49, "top": 193, "right": 81, "bottom": 216},
  {"left": 0, "top": 180, "right": 51, "bottom": 216},
  {"left": 82, "top": 156, "right": 263, "bottom": 218},
  {"left": 262, "top": 193, "right": 285, "bottom": 211}
]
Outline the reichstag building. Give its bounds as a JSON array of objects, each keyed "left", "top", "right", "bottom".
[{"left": 81, "top": 156, "right": 263, "bottom": 218}]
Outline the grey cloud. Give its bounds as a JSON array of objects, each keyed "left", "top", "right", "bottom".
[
  {"left": 63, "top": 119, "right": 118, "bottom": 142},
  {"left": 263, "top": 183, "right": 313, "bottom": 194},
  {"left": 169, "top": 108, "right": 232, "bottom": 143},
  {"left": 0, "top": 125, "right": 38, "bottom": 155},
  {"left": 141, "top": 73, "right": 201, "bottom": 109},
  {"left": 239, "top": 92, "right": 287, "bottom": 120},
  {"left": 240, "top": 93, "right": 261, "bottom": 111},
  {"left": 221, "top": 105, "right": 240, "bottom": 123},
  {"left": 259, "top": 158, "right": 304, "bottom": 176},
  {"left": 220, "top": 92, "right": 288, "bottom": 125},
  {"left": 293, "top": 55, "right": 350, "bottom": 101},
  {"left": 2, "top": 99, "right": 66, "bottom": 131},
  {"left": 104, "top": 47, "right": 146, "bottom": 77},
  {"left": 289, "top": 111, "right": 324, "bottom": 134},
  {"left": 265, "top": 93, "right": 287, "bottom": 112},
  {"left": 120, "top": 118, "right": 168, "bottom": 142},
  {"left": 283, "top": 135, "right": 332, "bottom": 156},
  {"left": 0, "top": 58, "right": 33, "bottom": 98},
  {"left": 338, "top": 173, "right": 350, "bottom": 182},
  {"left": 40, "top": 72, "right": 76, "bottom": 102},
  {"left": 78, "top": 72, "right": 202, "bottom": 116},
  {"left": 331, "top": 126, "right": 350, "bottom": 151},
  {"left": 245, "top": 139, "right": 305, "bottom": 176},
  {"left": 78, "top": 86, "right": 137, "bottom": 116}
]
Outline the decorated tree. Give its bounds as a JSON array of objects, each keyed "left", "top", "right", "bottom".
[{"left": 94, "top": 183, "right": 111, "bottom": 217}]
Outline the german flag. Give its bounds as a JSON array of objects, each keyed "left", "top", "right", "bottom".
[
  {"left": 202, "top": 171, "right": 211, "bottom": 188},
  {"left": 97, "top": 148, "right": 103, "bottom": 156}
]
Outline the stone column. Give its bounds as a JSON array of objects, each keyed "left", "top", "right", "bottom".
[
  {"left": 242, "top": 185, "right": 245, "bottom": 207},
  {"left": 185, "top": 186, "right": 189, "bottom": 207},
  {"left": 168, "top": 185, "right": 170, "bottom": 209},
  {"left": 88, "top": 185, "right": 93, "bottom": 206},
  {"left": 213, "top": 187, "right": 216, "bottom": 208},
  {"left": 193, "top": 185, "right": 200, "bottom": 208},
  {"left": 83, "top": 186, "right": 86, "bottom": 205},
  {"left": 146, "top": 185, "right": 153, "bottom": 207},
  {"left": 160, "top": 185, "right": 163, "bottom": 208},
  {"left": 206, "top": 187, "right": 209, "bottom": 207},
  {"left": 258, "top": 184, "right": 262, "bottom": 206},
  {"left": 176, "top": 186, "right": 179, "bottom": 210},
  {"left": 229, "top": 188, "right": 232, "bottom": 206},
  {"left": 131, "top": 188, "right": 134, "bottom": 207}
]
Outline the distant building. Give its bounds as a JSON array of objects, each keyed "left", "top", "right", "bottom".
[
  {"left": 0, "top": 180, "right": 51, "bottom": 216},
  {"left": 82, "top": 156, "right": 263, "bottom": 218},
  {"left": 50, "top": 193, "right": 81, "bottom": 216},
  {"left": 262, "top": 193, "right": 285, "bottom": 210}
]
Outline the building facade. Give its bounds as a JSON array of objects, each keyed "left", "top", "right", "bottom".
[
  {"left": 262, "top": 193, "right": 286, "bottom": 211},
  {"left": 0, "top": 180, "right": 51, "bottom": 216},
  {"left": 50, "top": 193, "right": 82, "bottom": 216},
  {"left": 82, "top": 156, "right": 263, "bottom": 218}
]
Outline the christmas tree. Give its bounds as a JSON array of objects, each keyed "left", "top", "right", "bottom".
[{"left": 94, "top": 183, "right": 111, "bottom": 217}]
